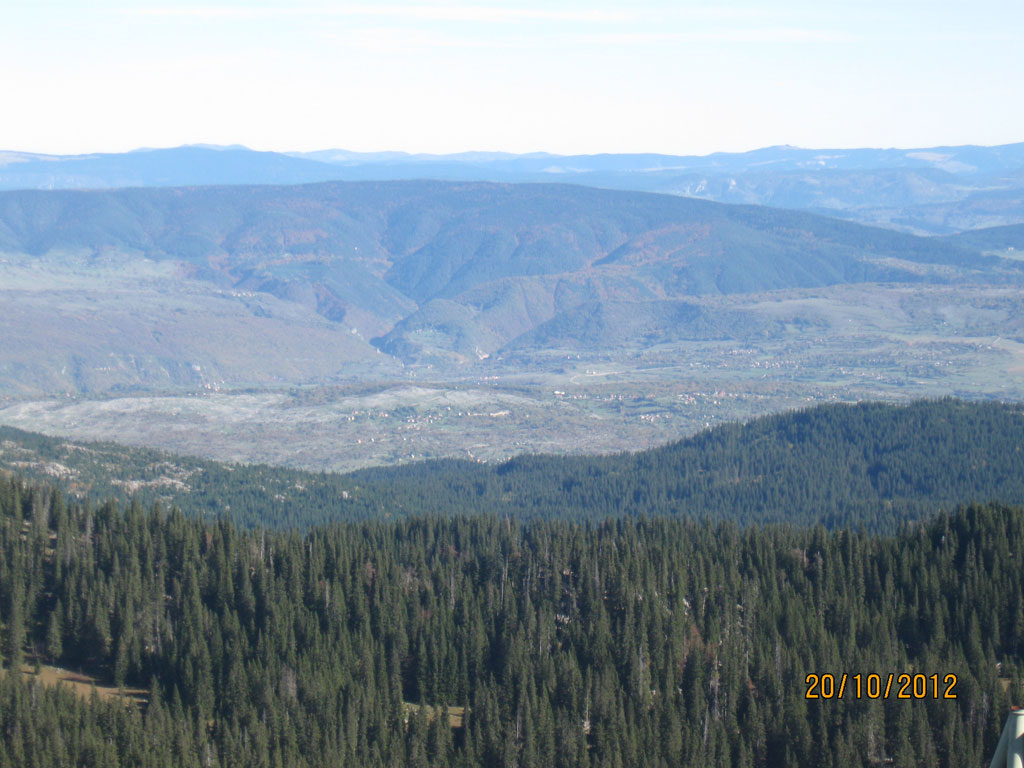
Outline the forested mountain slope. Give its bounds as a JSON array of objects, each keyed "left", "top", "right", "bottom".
[
  {"left": 0, "top": 475, "right": 1020, "bottom": 767},
  {"left": 3, "top": 399, "right": 1023, "bottom": 531},
  {"left": 350, "top": 398, "right": 1024, "bottom": 529},
  {"left": 947, "top": 222, "right": 1024, "bottom": 252}
]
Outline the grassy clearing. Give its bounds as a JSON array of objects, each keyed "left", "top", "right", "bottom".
[
  {"left": 404, "top": 702, "right": 466, "bottom": 728},
  {"left": 1, "top": 661, "right": 148, "bottom": 707}
]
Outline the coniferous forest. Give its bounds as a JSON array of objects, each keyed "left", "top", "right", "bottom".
[
  {"left": 1, "top": 463, "right": 1022, "bottom": 766},
  {"left": 4, "top": 398, "right": 1024, "bottom": 532}
]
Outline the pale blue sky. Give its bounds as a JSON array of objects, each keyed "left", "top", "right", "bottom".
[{"left": 3, "top": 0, "right": 1022, "bottom": 155}]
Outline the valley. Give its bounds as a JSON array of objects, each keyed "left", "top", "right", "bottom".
[
  {"left": 2, "top": 281, "right": 1021, "bottom": 470},
  {"left": 0, "top": 180, "right": 1021, "bottom": 469}
]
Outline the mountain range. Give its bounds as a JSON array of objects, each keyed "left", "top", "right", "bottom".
[
  {"left": 1, "top": 179, "right": 1018, "bottom": 395},
  {"left": 3, "top": 141, "right": 1024, "bottom": 234}
]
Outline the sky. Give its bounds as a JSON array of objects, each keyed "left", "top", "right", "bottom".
[{"left": 2, "top": 0, "right": 1023, "bottom": 156}]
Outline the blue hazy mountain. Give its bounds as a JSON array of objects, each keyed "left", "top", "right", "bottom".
[
  {"left": 292, "top": 142, "right": 1024, "bottom": 176},
  {"left": 0, "top": 146, "right": 346, "bottom": 190},
  {"left": 3, "top": 142, "right": 1023, "bottom": 234}
]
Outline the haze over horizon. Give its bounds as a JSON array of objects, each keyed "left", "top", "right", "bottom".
[
  {"left": 4, "top": 0, "right": 1023, "bottom": 157},
  {"left": 5, "top": 138, "right": 1024, "bottom": 159}
]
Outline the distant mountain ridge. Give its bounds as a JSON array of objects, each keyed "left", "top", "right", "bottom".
[
  {"left": 0, "top": 146, "right": 346, "bottom": 190},
  {"left": 3, "top": 141, "right": 1023, "bottom": 234},
  {"left": 292, "top": 142, "right": 1024, "bottom": 177}
]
